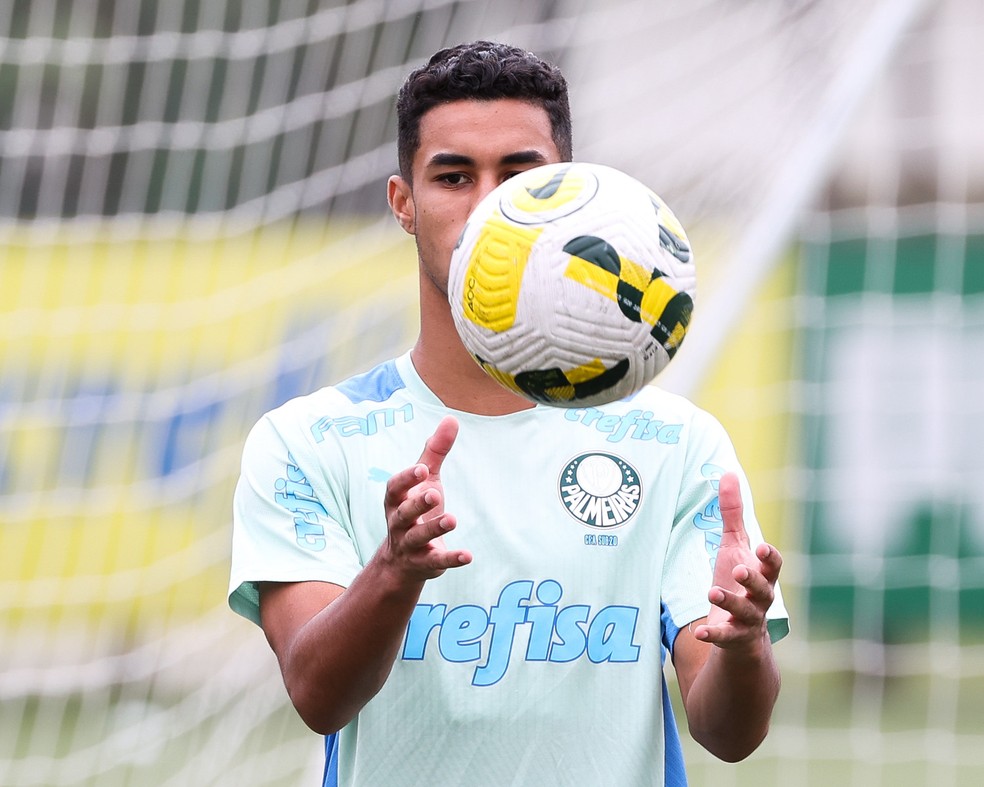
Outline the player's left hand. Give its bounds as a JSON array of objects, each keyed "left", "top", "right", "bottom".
[{"left": 691, "top": 472, "right": 782, "bottom": 653}]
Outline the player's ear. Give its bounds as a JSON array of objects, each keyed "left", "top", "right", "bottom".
[{"left": 387, "top": 175, "right": 415, "bottom": 235}]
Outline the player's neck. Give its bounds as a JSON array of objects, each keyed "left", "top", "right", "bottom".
[{"left": 412, "top": 310, "right": 535, "bottom": 417}]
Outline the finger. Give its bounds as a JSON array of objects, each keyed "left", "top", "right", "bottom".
[
  {"left": 731, "top": 564, "right": 775, "bottom": 609},
  {"left": 690, "top": 618, "right": 726, "bottom": 644},
  {"left": 689, "top": 613, "right": 757, "bottom": 645},
  {"left": 403, "top": 512, "right": 457, "bottom": 550},
  {"left": 418, "top": 416, "right": 459, "bottom": 475},
  {"left": 718, "top": 472, "right": 748, "bottom": 541},
  {"left": 384, "top": 462, "right": 429, "bottom": 510},
  {"left": 393, "top": 486, "right": 443, "bottom": 529},
  {"left": 428, "top": 548, "right": 473, "bottom": 571},
  {"left": 400, "top": 544, "right": 473, "bottom": 582},
  {"left": 693, "top": 622, "right": 746, "bottom": 647},
  {"left": 707, "top": 587, "right": 764, "bottom": 631},
  {"left": 755, "top": 541, "right": 783, "bottom": 584}
]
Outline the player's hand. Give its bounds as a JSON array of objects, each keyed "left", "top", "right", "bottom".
[
  {"left": 380, "top": 415, "right": 472, "bottom": 582},
  {"left": 691, "top": 472, "right": 782, "bottom": 653}
]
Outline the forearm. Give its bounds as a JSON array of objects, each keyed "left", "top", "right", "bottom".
[
  {"left": 262, "top": 417, "right": 468, "bottom": 735},
  {"left": 682, "top": 633, "right": 780, "bottom": 762},
  {"left": 273, "top": 554, "right": 425, "bottom": 734}
]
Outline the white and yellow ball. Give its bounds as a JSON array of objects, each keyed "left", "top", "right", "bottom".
[{"left": 448, "top": 161, "right": 696, "bottom": 407}]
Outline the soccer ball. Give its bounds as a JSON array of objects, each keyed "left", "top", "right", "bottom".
[{"left": 447, "top": 161, "right": 696, "bottom": 407}]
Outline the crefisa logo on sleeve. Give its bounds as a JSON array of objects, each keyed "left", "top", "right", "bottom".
[{"left": 558, "top": 452, "right": 642, "bottom": 528}]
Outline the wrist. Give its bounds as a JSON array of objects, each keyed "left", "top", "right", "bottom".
[{"left": 365, "top": 545, "right": 430, "bottom": 598}]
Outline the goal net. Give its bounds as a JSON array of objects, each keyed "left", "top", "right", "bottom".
[{"left": 1, "top": 0, "right": 981, "bottom": 785}]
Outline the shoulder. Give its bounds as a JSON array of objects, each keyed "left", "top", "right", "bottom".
[
  {"left": 607, "top": 384, "right": 728, "bottom": 438},
  {"left": 265, "top": 357, "right": 412, "bottom": 423},
  {"left": 632, "top": 385, "right": 729, "bottom": 433},
  {"left": 630, "top": 383, "right": 710, "bottom": 416},
  {"left": 245, "top": 357, "right": 413, "bottom": 451}
]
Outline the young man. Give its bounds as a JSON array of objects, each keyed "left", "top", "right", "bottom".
[{"left": 229, "top": 41, "right": 788, "bottom": 786}]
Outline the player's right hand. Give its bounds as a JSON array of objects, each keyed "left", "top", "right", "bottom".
[{"left": 380, "top": 415, "right": 472, "bottom": 582}]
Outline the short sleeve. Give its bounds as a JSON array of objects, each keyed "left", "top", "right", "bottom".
[{"left": 228, "top": 411, "right": 362, "bottom": 626}]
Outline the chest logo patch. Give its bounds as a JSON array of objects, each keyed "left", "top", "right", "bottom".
[{"left": 559, "top": 452, "right": 642, "bottom": 528}]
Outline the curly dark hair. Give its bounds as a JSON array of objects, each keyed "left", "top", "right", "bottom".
[{"left": 396, "top": 41, "right": 572, "bottom": 180}]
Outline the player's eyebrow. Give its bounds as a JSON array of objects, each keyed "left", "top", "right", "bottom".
[
  {"left": 500, "top": 150, "right": 549, "bottom": 166},
  {"left": 426, "top": 150, "right": 550, "bottom": 168},
  {"left": 427, "top": 152, "right": 475, "bottom": 168}
]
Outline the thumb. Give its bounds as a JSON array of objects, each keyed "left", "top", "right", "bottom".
[
  {"left": 718, "top": 472, "right": 747, "bottom": 541},
  {"left": 418, "top": 416, "right": 459, "bottom": 476}
]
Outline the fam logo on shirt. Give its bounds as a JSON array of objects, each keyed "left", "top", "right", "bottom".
[{"left": 558, "top": 452, "right": 642, "bottom": 529}]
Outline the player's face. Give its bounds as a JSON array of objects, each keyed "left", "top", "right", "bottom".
[{"left": 389, "top": 99, "right": 562, "bottom": 298}]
